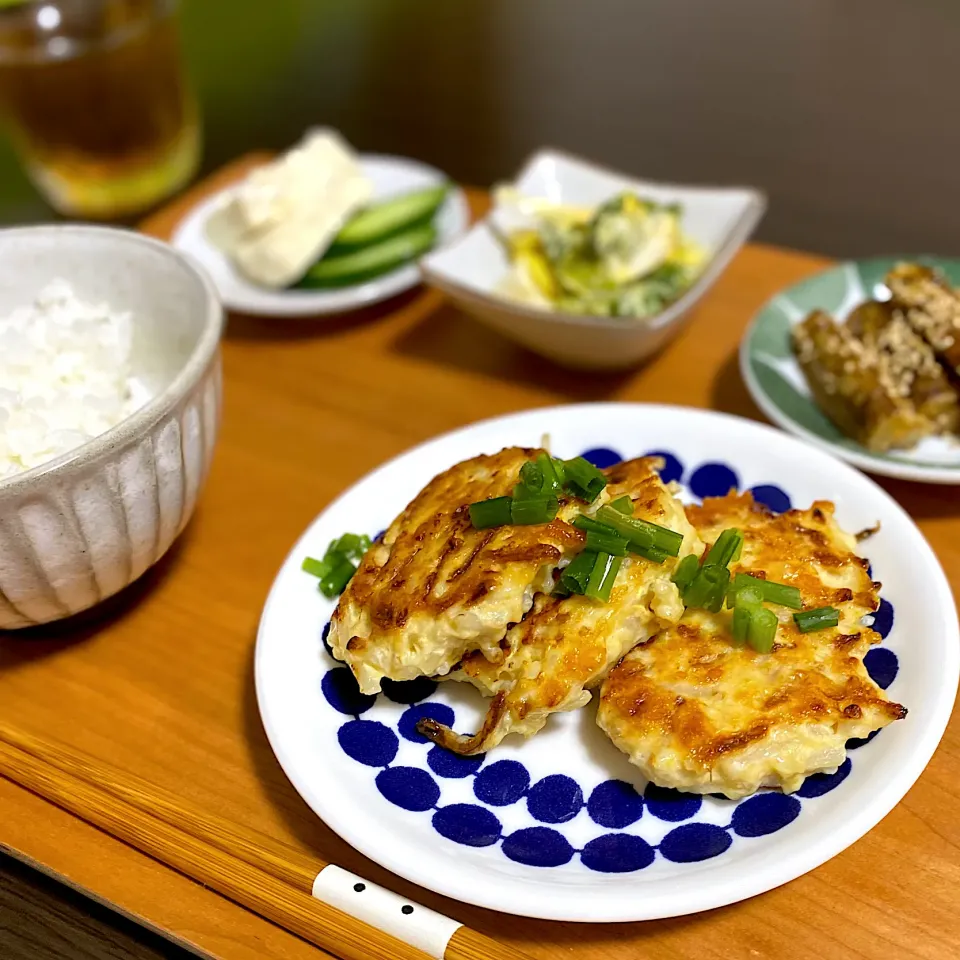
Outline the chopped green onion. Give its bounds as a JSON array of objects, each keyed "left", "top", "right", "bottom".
[
  {"left": 560, "top": 550, "right": 597, "bottom": 594},
  {"left": 703, "top": 528, "right": 743, "bottom": 569},
  {"left": 793, "top": 606, "right": 840, "bottom": 633},
  {"left": 747, "top": 606, "right": 778, "bottom": 653},
  {"left": 585, "top": 553, "right": 622, "bottom": 602},
  {"left": 609, "top": 495, "right": 634, "bottom": 515},
  {"left": 562, "top": 457, "right": 608, "bottom": 502},
  {"left": 469, "top": 496, "right": 513, "bottom": 529},
  {"left": 731, "top": 604, "right": 752, "bottom": 645},
  {"left": 536, "top": 453, "right": 564, "bottom": 494},
  {"left": 330, "top": 532, "right": 372, "bottom": 562},
  {"left": 630, "top": 543, "right": 670, "bottom": 564},
  {"left": 683, "top": 564, "right": 731, "bottom": 612},
  {"left": 730, "top": 572, "right": 802, "bottom": 610},
  {"left": 730, "top": 584, "right": 764, "bottom": 610},
  {"left": 519, "top": 460, "right": 544, "bottom": 494},
  {"left": 510, "top": 496, "right": 560, "bottom": 525},
  {"left": 671, "top": 554, "right": 700, "bottom": 590},
  {"left": 585, "top": 528, "right": 629, "bottom": 556},
  {"left": 302, "top": 555, "right": 333, "bottom": 579},
  {"left": 552, "top": 581, "right": 571, "bottom": 599},
  {"left": 595, "top": 505, "right": 683, "bottom": 557},
  {"left": 319, "top": 555, "right": 357, "bottom": 598},
  {"left": 573, "top": 514, "right": 610, "bottom": 535}
]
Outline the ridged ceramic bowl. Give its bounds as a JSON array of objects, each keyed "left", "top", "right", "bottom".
[{"left": 0, "top": 226, "right": 224, "bottom": 629}]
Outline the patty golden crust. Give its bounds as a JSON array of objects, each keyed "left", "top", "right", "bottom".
[
  {"left": 329, "top": 447, "right": 586, "bottom": 693},
  {"left": 597, "top": 491, "right": 906, "bottom": 799},
  {"left": 419, "top": 457, "right": 703, "bottom": 754}
]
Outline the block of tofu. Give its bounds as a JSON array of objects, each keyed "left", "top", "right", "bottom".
[
  {"left": 596, "top": 491, "right": 906, "bottom": 799},
  {"left": 792, "top": 309, "right": 933, "bottom": 451},
  {"left": 886, "top": 262, "right": 960, "bottom": 375},
  {"left": 418, "top": 457, "right": 703, "bottom": 754},
  {"left": 329, "top": 447, "right": 588, "bottom": 694}
]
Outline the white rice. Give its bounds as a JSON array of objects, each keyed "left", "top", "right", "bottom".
[{"left": 0, "top": 280, "right": 151, "bottom": 481}]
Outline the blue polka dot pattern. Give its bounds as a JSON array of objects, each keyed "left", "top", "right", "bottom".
[
  {"left": 502, "top": 827, "right": 574, "bottom": 867},
  {"left": 644, "top": 784, "right": 702, "bottom": 822},
  {"left": 643, "top": 450, "right": 684, "bottom": 485},
  {"left": 322, "top": 668, "right": 377, "bottom": 716},
  {"left": 337, "top": 720, "right": 398, "bottom": 767},
  {"left": 871, "top": 598, "right": 894, "bottom": 640},
  {"left": 376, "top": 767, "right": 440, "bottom": 811},
  {"left": 864, "top": 648, "right": 899, "bottom": 690},
  {"left": 322, "top": 450, "right": 899, "bottom": 875},
  {"left": 689, "top": 463, "right": 740, "bottom": 499},
  {"left": 427, "top": 746, "right": 484, "bottom": 779},
  {"left": 433, "top": 805, "right": 501, "bottom": 847},
  {"left": 796, "top": 759, "right": 851, "bottom": 798},
  {"left": 660, "top": 824, "right": 732, "bottom": 862},
  {"left": 581, "top": 834, "right": 655, "bottom": 873},
  {"left": 398, "top": 703, "right": 455, "bottom": 744},
  {"left": 580, "top": 447, "right": 623, "bottom": 469},
  {"left": 731, "top": 793, "right": 801, "bottom": 837},
  {"left": 846, "top": 729, "right": 880, "bottom": 750},
  {"left": 382, "top": 676, "right": 438, "bottom": 704},
  {"left": 749, "top": 483, "right": 791, "bottom": 514},
  {"left": 321, "top": 621, "right": 334, "bottom": 659},
  {"left": 587, "top": 780, "right": 644, "bottom": 828},
  {"left": 527, "top": 775, "right": 583, "bottom": 824},
  {"left": 474, "top": 760, "right": 530, "bottom": 806}
]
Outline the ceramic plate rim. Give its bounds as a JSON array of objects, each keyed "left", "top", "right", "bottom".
[
  {"left": 171, "top": 152, "right": 469, "bottom": 318},
  {"left": 740, "top": 260, "right": 960, "bottom": 484},
  {"left": 255, "top": 403, "right": 959, "bottom": 921}
]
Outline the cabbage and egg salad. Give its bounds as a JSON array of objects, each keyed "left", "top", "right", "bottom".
[
  {"left": 0, "top": 281, "right": 150, "bottom": 480},
  {"left": 496, "top": 187, "right": 705, "bottom": 319}
]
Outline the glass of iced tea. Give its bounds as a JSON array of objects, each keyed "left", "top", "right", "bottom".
[{"left": 0, "top": 0, "right": 200, "bottom": 219}]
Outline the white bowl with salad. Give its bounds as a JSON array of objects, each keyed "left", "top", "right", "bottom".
[
  {"left": 172, "top": 129, "right": 469, "bottom": 317},
  {"left": 421, "top": 150, "right": 766, "bottom": 369}
]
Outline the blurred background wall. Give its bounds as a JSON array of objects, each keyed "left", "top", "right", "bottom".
[{"left": 0, "top": 0, "right": 957, "bottom": 258}]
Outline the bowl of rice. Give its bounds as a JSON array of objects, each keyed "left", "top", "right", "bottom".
[{"left": 0, "top": 225, "right": 223, "bottom": 629}]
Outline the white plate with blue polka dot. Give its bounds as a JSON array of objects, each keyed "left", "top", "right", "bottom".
[{"left": 255, "top": 403, "right": 959, "bottom": 922}]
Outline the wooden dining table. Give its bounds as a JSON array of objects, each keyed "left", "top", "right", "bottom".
[{"left": 1, "top": 156, "right": 958, "bottom": 960}]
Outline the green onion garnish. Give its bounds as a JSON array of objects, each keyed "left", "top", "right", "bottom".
[
  {"left": 468, "top": 496, "right": 513, "bottom": 529},
  {"left": 585, "top": 552, "right": 622, "bottom": 602},
  {"left": 560, "top": 550, "right": 597, "bottom": 594},
  {"left": 572, "top": 515, "right": 609, "bottom": 535},
  {"left": 303, "top": 531, "right": 373, "bottom": 598},
  {"left": 683, "top": 564, "right": 731, "bottom": 613},
  {"left": 609, "top": 495, "right": 634, "bottom": 515},
  {"left": 793, "top": 606, "right": 840, "bottom": 633},
  {"left": 731, "top": 604, "right": 752, "bottom": 646},
  {"left": 630, "top": 543, "right": 670, "bottom": 564},
  {"left": 510, "top": 496, "right": 560, "bottom": 525},
  {"left": 729, "top": 572, "right": 802, "bottom": 610},
  {"left": 671, "top": 554, "right": 700, "bottom": 590},
  {"left": 562, "top": 457, "right": 608, "bottom": 502},
  {"left": 703, "top": 528, "right": 743, "bottom": 569},
  {"left": 747, "top": 606, "right": 778, "bottom": 653},
  {"left": 536, "top": 453, "right": 564, "bottom": 494},
  {"left": 595, "top": 505, "right": 683, "bottom": 557},
  {"left": 585, "top": 528, "right": 629, "bottom": 556}
]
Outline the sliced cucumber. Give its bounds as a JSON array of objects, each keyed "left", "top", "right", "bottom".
[
  {"left": 332, "top": 184, "right": 448, "bottom": 250},
  {"left": 298, "top": 222, "right": 437, "bottom": 289}
]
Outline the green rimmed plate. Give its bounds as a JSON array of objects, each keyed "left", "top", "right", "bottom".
[{"left": 740, "top": 256, "right": 960, "bottom": 484}]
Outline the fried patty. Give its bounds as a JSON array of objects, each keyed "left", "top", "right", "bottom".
[
  {"left": 597, "top": 492, "right": 906, "bottom": 799},
  {"left": 329, "top": 447, "right": 586, "bottom": 694},
  {"left": 418, "top": 458, "right": 703, "bottom": 754}
]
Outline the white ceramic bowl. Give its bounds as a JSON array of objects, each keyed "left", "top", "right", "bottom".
[
  {"left": 421, "top": 150, "right": 766, "bottom": 370},
  {"left": 0, "top": 226, "right": 224, "bottom": 629}
]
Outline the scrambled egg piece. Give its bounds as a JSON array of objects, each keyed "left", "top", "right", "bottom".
[
  {"left": 418, "top": 458, "right": 703, "bottom": 754},
  {"left": 597, "top": 492, "right": 906, "bottom": 799},
  {"left": 329, "top": 447, "right": 586, "bottom": 694}
]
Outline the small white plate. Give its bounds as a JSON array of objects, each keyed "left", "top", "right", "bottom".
[
  {"left": 421, "top": 151, "right": 765, "bottom": 370},
  {"left": 255, "top": 404, "right": 958, "bottom": 922},
  {"left": 172, "top": 154, "right": 469, "bottom": 318}
]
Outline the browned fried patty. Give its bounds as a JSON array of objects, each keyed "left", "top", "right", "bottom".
[
  {"left": 419, "top": 458, "right": 703, "bottom": 754},
  {"left": 329, "top": 447, "right": 586, "bottom": 693},
  {"left": 597, "top": 492, "right": 905, "bottom": 798}
]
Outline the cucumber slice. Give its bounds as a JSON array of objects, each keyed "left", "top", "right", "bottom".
[
  {"left": 297, "top": 222, "right": 437, "bottom": 289},
  {"left": 332, "top": 184, "right": 448, "bottom": 250}
]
